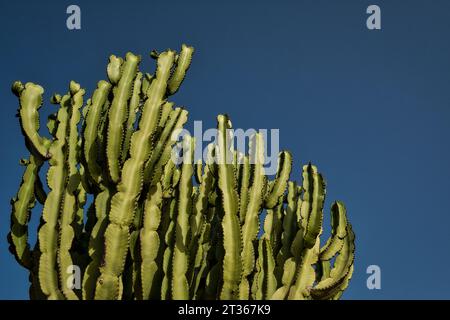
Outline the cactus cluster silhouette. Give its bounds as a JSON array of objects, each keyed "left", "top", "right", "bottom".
[{"left": 8, "top": 44, "right": 355, "bottom": 300}]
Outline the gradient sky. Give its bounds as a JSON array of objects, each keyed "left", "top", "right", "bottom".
[{"left": 1, "top": 0, "right": 450, "bottom": 299}]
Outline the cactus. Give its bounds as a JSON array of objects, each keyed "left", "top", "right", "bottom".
[{"left": 8, "top": 44, "right": 355, "bottom": 300}]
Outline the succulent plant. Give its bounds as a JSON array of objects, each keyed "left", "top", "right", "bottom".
[{"left": 8, "top": 44, "right": 354, "bottom": 300}]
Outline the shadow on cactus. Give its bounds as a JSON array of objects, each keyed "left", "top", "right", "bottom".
[{"left": 8, "top": 44, "right": 355, "bottom": 300}]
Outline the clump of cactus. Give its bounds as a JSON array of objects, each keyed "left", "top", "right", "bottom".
[{"left": 8, "top": 44, "right": 355, "bottom": 300}]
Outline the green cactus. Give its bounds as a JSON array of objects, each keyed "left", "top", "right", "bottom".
[{"left": 8, "top": 44, "right": 355, "bottom": 300}]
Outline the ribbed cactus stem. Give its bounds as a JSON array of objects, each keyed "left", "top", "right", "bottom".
[
  {"left": 188, "top": 159, "right": 214, "bottom": 293},
  {"left": 121, "top": 72, "right": 142, "bottom": 164},
  {"left": 8, "top": 155, "right": 43, "bottom": 270},
  {"left": 106, "top": 52, "right": 140, "bottom": 183},
  {"left": 301, "top": 164, "right": 326, "bottom": 248},
  {"left": 37, "top": 92, "right": 71, "bottom": 300},
  {"left": 168, "top": 44, "right": 194, "bottom": 95},
  {"left": 58, "top": 84, "right": 84, "bottom": 300},
  {"left": 264, "top": 151, "right": 292, "bottom": 209},
  {"left": 252, "top": 239, "right": 277, "bottom": 299},
  {"left": 172, "top": 134, "right": 195, "bottom": 299},
  {"left": 140, "top": 183, "right": 163, "bottom": 299},
  {"left": 161, "top": 198, "right": 177, "bottom": 299},
  {"left": 238, "top": 155, "right": 250, "bottom": 224},
  {"left": 319, "top": 202, "right": 348, "bottom": 261},
  {"left": 275, "top": 181, "right": 299, "bottom": 282},
  {"left": 83, "top": 80, "right": 111, "bottom": 185},
  {"left": 216, "top": 115, "right": 242, "bottom": 299},
  {"left": 239, "top": 133, "right": 266, "bottom": 299},
  {"left": 82, "top": 188, "right": 111, "bottom": 299},
  {"left": 144, "top": 105, "right": 189, "bottom": 185}
]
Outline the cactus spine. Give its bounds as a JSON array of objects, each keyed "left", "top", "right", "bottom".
[{"left": 9, "top": 44, "right": 355, "bottom": 300}]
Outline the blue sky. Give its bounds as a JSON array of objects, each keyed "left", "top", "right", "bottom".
[{"left": 1, "top": 0, "right": 450, "bottom": 299}]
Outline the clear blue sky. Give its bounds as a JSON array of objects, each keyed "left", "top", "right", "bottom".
[{"left": 1, "top": 0, "right": 450, "bottom": 299}]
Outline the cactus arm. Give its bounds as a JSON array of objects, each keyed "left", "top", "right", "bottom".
[
  {"left": 95, "top": 50, "right": 175, "bottom": 299},
  {"left": 121, "top": 72, "right": 142, "bottom": 163},
  {"left": 8, "top": 156, "right": 43, "bottom": 270},
  {"left": 256, "top": 199, "right": 283, "bottom": 299},
  {"left": 161, "top": 158, "right": 176, "bottom": 197},
  {"left": 263, "top": 240, "right": 278, "bottom": 299},
  {"left": 37, "top": 93, "right": 71, "bottom": 300},
  {"left": 158, "top": 100, "right": 173, "bottom": 128},
  {"left": 239, "top": 133, "right": 266, "bottom": 299},
  {"left": 144, "top": 106, "right": 188, "bottom": 184},
  {"left": 94, "top": 225, "right": 129, "bottom": 299},
  {"left": 67, "top": 83, "right": 84, "bottom": 181},
  {"left": 238, "top": 155, "right": 250, "bottom": 224},
  {"left": 311, "top": 224, "right": 355, "bottom": 300},
  {"left": 168, "top": 44, "right": 194, "bottom": 95},
  {"left": 287, "top": 239, "right": 320, "bottom": 300},
  {"left": 83, "top": 80, "right": 111, "bottom": 185},
  {"left": 263, "top": 197, "right": 284, "bottom": 253},
  {"left": 251, "top": 240, "right": 264, "bottom": 300},
  {"left": 234, "top": 151, "right": 241, "bottom": 187},
  {"left": 58, "top": 192, "right": 78, "bottom": 299},
  {"left": 127, "top": 202, "right": 144, "bottom": 299},
  {"left": 216, "top": 115, "right": 242, "bottom": 299},
  {"left": 274, "top": 165, "right": 326, "bottom": 300},
  {"left": 331, "top": 265, "right": 354, "bottom": 300},
  {"left": 190, "top": 208, "right": 214, "bottom": 298},
  {"left": 171, "top": 135, "right": 195, "bottom": 299},
  {"left": 107, "top": 55, "right": 123, "bottom": 84},
  {"left": 301, "top": 164, "right": 326, "bottom": 248},
  {"left": 252, "top": 239, "right": 277, "bottom": 300},
  {"left": 270, "top": 257, "right": 296, "bottom": 300},
  {"left": 95, "top": 98, "right": 110, "bottom": 169},
  {"left": 57, "top": 85, "right": 84, "bottom": 300},
  {"left": 190, "top": 161, "right": 213, "bottom": 246},
  {"left": 82, "top": 189, "right": 111, "bottom": 300},
  {"left": 271, "top": 181, "right": 308, "bottom": 300},
  {"left": 191, "top": 228, "right": 211, "bottom": 298},
  {"left": 188, "top": 161, "right": 214, "bottom": 293},
  {"left": 161, "top": 198, "right": 177, "bottom": 299},
  {"left": 264, "top": 151, "right": 292, "bottom": 209},
  {"left": 149, "top": 109, "right": 189, "bottom": 186},
  {"left": 106, "top": 52, "right": 140, "bottom": 183},
  {"left": 140, "top": 73, "right": 153, "bottom": 99},
  {"left": 140, "top": 183, "right": 163, "bottom": 299},
  {"left": 271, "top": 227, "right": 318, "bottom": 300},
  {"left": 275, "top": 181, "right": 299, "bottom": 281},
  {"left": 129, "top": 222, "right": 143, "bottom": 300},
  {"left": 143, "top": 103, "right": 177, "bottom": 181},
  {"left": 319, "top": 201, "right": 348, "bottom": 261},
  {"left": 172, "top": 167, "right": 181, "bottom": 188},
  {"left": 13, "top": 82, "right": 52, "bottom": 158}
]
